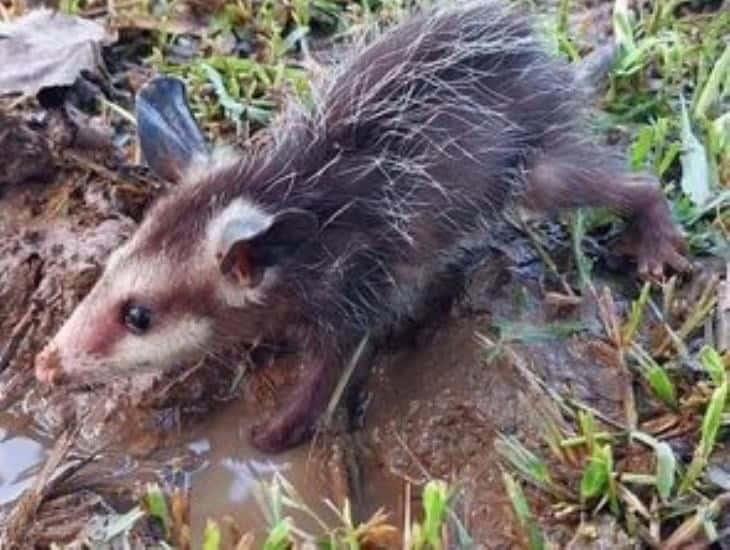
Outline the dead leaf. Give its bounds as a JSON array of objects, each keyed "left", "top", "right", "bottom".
[{"left": 0, "top": 8, "right": 117, "bottom": 97}]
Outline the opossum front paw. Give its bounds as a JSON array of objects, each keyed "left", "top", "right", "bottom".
[
  {"left": 618, "top": 199, "right": 691, "bottom": 280},
  {"left": 636, "top": 231, "right": 690, "bottom": 281}
]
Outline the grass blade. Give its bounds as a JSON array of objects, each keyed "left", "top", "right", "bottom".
[
  {"left": 203, "top": 519, "right": 222, "bottom": 550},
  {"left": 694, "top": 44, "right": 730, "bottom": 120},
  {"left": 144, "top": 483, "right": 171, "bottom": 538},
  {"left": 700, "top": 345, "right": 727, "bottom": 386},
  {"left": 679, "top": 96, "right": 713, "bottom": 206},
  {"left": 502, "top": 472, "right": 545, "bottom": 550}
]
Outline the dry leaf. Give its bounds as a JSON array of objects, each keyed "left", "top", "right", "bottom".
[{"left": 0, "top": 8, "right": 117, "bottom": 97}]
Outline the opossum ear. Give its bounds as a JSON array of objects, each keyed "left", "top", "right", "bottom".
[
  {"left": 135, "top": 76, "right": 210, "bottom": 183},
  {"left": 218, "top": 209, "right": 318, "bottom": 287}
]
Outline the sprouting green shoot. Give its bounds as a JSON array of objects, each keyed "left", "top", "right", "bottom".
[
  {"left": 680, "top": 370, "right": 728, "bottom": 494},
  {"left": 622, "top": 282, "right": 651, "bottom": 345},
  {"left": 202, "top": 519, "right": 222, "bottom": 550},
  {"left": 577, "top": 410, "right": 598, "bottom": 454},
  {"left": 570, "top": 210, "right": 593, "bottom": 289},
  {"left": 700, "top": 345, "right": 727, "bottom": 387},
  {"left": 502, "top": 472, "right": 545, "bottom": 550},
  {"left": 144, "top": 483, "right": 171, "bottom": 538},
  {"left": 580, "top": 446, "right": 609, "bottom": 501},
  {"left": 581, "top": 444, "right": 618, "bottom": 513},
  {"left": 629, "top": 344, "right": 678, "bottom": 409},
  {"left": 411, "top": 480, "right": 451, "bottom": 550},
  {"left": 496, "top": 434, "right": 552, "bottom": 488},
  {"left": 631, "top": 431, "right": 677, "bottom": 501},
  {"left": 262, "top": 519, "right": 294, "bottom": 550}
]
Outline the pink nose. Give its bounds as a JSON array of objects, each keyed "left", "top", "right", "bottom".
[{"left": 34, "top": 346, "right": 63, "bottom": 385}]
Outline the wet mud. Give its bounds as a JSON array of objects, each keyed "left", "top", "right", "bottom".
[
  {"left": 0, "top": 2, "right": 723, "bottom": 547},
  {"left": 0, "top": 145, "right": 640, "bottom": 546}
]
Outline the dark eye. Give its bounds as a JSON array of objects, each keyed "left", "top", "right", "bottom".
[{"left": 122, "top": 303, "right": 152, "bottom": 334}]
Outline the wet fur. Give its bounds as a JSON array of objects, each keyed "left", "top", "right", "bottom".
[{"left": 39, "top": 0, "right": 687, "bottom": 451}]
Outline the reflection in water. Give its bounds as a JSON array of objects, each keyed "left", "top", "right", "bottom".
[
  {"left": 188, "top": 438, "right": 211, "bottom": 456},
  {"left": 221, "top": 457, "right": 290, "bottom": 504},
  {"left": 0, "top": 431, "right": 47, "bottom": 506}
]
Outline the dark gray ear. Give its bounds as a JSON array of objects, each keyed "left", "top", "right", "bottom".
[
  {"left": 135, "top": 76, "right": 209, "bottom": 183},
  {"left": 219, "top": 209, "right": 319, "bottom": 287}
]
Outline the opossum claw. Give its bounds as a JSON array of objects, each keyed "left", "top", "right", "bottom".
[
  {"left": 617, "top": 198, "right": 692, "bottom": 280},
  {"left": 135, "top": 76, "right": 209, "bottom": 183}
]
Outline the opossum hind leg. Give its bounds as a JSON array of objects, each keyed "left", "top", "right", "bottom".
[{"left": 521, "top": 143, "right": 690, "bottom": 279}]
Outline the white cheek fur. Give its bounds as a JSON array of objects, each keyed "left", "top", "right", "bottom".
[{"left": 111, "top": 316, "right": 214, "bottom": 370}]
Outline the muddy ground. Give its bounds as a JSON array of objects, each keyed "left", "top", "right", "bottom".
[
  {"left": 0, "top": 124, "right": 721, "bottom": 546},
  {"left": 0, "top": 1, "right": 727, "bottom": 549}
]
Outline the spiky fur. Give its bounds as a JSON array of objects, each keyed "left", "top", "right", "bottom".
[{"left": 37, "top": 0, "right": 687, "bottom": 450}]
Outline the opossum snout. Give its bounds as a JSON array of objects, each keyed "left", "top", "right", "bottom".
[{"left": 34, "top": 345, "right": 65, "bottom": 385}]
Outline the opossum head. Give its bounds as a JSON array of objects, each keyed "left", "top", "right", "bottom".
[{"left": 35, "top": 77, "right": 317, "bottom": 385}]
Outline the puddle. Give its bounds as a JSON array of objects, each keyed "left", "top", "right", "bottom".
[
  {"left": 0, "top": 158, "right": 640, "bottom": 546},
  {"left": 185, "top": 398, "right": 345, "bottom": 545},
  {"left": 0, "top": 418, "right": 48, "bottom": 507}
]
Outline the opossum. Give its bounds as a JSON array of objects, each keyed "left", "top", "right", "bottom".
[{"left": 34, "top": 0, "right": 689, "bottom": 452}]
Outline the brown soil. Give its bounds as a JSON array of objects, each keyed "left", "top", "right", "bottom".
[
  {"left": 0, "top": 134, "right": 639, "bottom": 546},
  {"left": 0, "top": 1, "right": 724, "bottom": 547}
]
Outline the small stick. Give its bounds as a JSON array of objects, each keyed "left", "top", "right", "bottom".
[
  {"left": 717, "top": 262, "right": 729, "bottom": 352},
  {"left": 323, "top": 332, "right": 371, "bottom": 427},
  {"left": 594, "top": 285, "right": 638, "bottom": 430},
  {"left": 518, "top": 215, "right": 575, "bottom": 297},
  {"left": 1, "top": 427, "right": 80, "bottom": 544},
  {"left": 0, "top": 302, "right": 36, "bottom": 373}
]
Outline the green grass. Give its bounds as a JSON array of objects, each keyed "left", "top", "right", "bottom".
[
  {"left": 129, "top": 475, "right": 453, "bottom": 549},
  {"left": 43, "top": 0, "right": 728, "bottom": 547},
  {"left": 168, "top": 2, "right": 727, "bottom": 546}
]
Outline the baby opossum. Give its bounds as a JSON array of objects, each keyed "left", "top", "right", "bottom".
[{"left": 34, "top": 0, "right": 689, "bottom": 452}]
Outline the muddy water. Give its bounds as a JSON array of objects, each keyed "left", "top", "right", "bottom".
[
  {"left": 181, "top": 313, "right": 521, "bottom": 545},
  {"left": 180, "top": 253, "right": 627, "bottom": 546},
  {"left": 0, "top": 413, "right": 50, "bottom": 507},
  {"left": 184, "top": 404, "right": 362, "bottom": 545},
  {"left": 0, "top": 227, "right": 629, "bottom": 548},
  {"left": 0, "top": 171, "right": 629, "bottom": 547}
]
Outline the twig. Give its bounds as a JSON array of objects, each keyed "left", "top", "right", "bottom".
[
  {"left": 717, "top": 262, "right": 729, "bottom": 352},
  {"left": 1, "top": 426, "right": 80, "bottom": 543},
  {"left": 476, "top": 332, "right": 628, "bottom": 431},
  {"left": 0, "top": 302, "right": 36, "bottom": 373},
  {"left": 62, "top": 150, "right": 131, "bottom": 187},
  {"left": 518, "top": 215, "right": 575, "bottom": 296},
  {"left": 655, "top": 274, "right": 719, "bottom": 356},
  {"left": 323, "top": 332, "right": 370, "bottom": 427},
  {"left": 593, "top": 285, "right": 638, "bottom": 430},
  {"left": 664, "top": 493, "right": 730, "bottom": 549}
]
